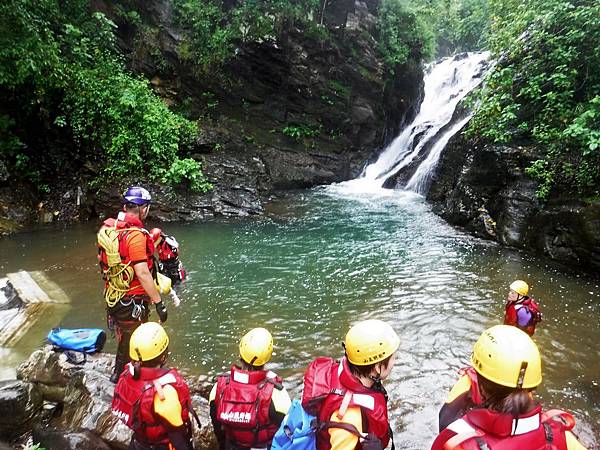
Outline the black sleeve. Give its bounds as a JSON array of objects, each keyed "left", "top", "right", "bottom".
[
  {"left": 166, "top": 426, "right": 193, "bottom": 450},
  {"left": 210, "top": 399, "right": 227, "bottom": 450},
  {"left": 268, "top": 400, "right": 286, "bottom": 428},
  {"left": 439, "top": 391, "right": 472, "bottom": 432}
]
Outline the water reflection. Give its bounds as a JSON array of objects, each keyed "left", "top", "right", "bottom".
[{"left": 0, "top": 190, "right": 598, "bottom": 448}]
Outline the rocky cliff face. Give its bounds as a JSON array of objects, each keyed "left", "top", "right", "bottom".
[
  {"left": 427, "top": 132, "right": 600, "bottom": 274},
  {"left": 79, "top": 0, "right": 424, "bottom": 221},
  {"left": 0, "top": 0, "right": 424, "bottom": 232}
]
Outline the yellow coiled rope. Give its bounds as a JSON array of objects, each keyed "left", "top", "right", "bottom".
[{"left": 97, "top": 225, "right": 137, "bottom": 308}]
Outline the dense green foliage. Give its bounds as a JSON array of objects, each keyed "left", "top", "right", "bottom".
[
  {"left": 467, "top": 0, "right": 600, "bottom": 199},
  {"left": 0, "top": 0, "right": 211, "bottom": 193},
  {"left": 377, "top": 0, "right": 435, "bottom": 68},
  {"left": 173, "top": 0, "right": 430, "bottom": 75},
  {"left": 173, "top": 0, "right": 321, "bottom": 73}
]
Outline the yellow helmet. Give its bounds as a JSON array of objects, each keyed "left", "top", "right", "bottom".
[
  {"left": 471, "top": 325, "right": 541, "bottom": 389},
  {"left": 155, "top": 272, "right": 172, "bottom": 295},
  {"left": 510, "top": 280, "right": 529, "bottom": 296},
  {"left": 345, "top": 320, "right": 400, "bottom": 366},
  {"left": 130, "top": 322, "right": 169, "bottom": 362},
  {"left": 239, "top": 328, "right": 273, "bottom": 366}
]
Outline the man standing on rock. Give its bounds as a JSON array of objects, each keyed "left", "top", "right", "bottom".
[{"left": 97, "top": 186, "right": 168, "bottom": 383}]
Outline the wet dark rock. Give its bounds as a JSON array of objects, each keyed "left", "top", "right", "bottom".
[
  {"left": 0, "top": 380, "right": 43, "bottom": 439},
  {"left": 33, "top": 425, "right": 112, "bottom": 450},
  {"left": 8, "top": 346, "right": 218, "bottom": 449},
  {"left": 428, "top": 134, "right": 600, "bottom": 274}
]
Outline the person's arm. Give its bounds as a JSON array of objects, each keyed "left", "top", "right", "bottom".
[
  {"left": 133, "top": 262, "right": 161, "bottom": 304},
  {"left": 209, "top": 383, "right": 226, "bottom": 450},
  {"left": 269, "top": 385, "right": 292, "bottom": 426},
  {"left": 439, "top": 375, "right": 472, "bottom": 432},
  {"left": 153, "top": 385, "right": 191, "bottom": 450}
]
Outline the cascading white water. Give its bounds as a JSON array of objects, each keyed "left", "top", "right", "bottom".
[{"left": 354, "top": 52, "right": 490, "bottom": 194}]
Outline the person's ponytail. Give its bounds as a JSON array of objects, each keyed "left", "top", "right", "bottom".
[
  {"left": 478, "top": 374, "right": 537, "bottom": 416},
  {"left": 132, "top": 361, "right": 142, "bottom": 380}
]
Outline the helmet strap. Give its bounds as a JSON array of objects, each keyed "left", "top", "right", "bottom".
[
  {"left": 516, "top": 361, "right": 528, "bottom": 388},
  {"left": 369, "top": 365, "right": 382, "bottom": 383}
]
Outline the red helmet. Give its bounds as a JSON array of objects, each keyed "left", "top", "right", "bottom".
[{"left": 150, "top": 228, "right": 162, "bottom": 243}]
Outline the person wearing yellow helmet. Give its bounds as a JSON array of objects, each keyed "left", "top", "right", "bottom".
[
  {"left": 312, "top": 319, "right": 400, "bottom": 450},
  {"left": 209, "top": 327, "right": 291, "bottom": 450},
  {"left": 504, "top": 279, "right": 542, "bottom": 336},
  {"left": 111, "top": 322, "right": 195, "bottom": 450},
  {"left": 432, "top": 325, "right": 587, "bottom": 450}
]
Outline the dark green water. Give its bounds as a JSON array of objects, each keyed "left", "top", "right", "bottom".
[{"left": 1, "top": 187, "right": 598, "bottom": 448}]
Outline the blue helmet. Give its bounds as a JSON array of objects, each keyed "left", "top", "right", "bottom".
[{"left": 123, "top": 186, "right": 152, "bottom": 205}]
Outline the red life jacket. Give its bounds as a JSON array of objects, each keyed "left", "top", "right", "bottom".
[
  {"left": 214, "top": 366, "right": 283, "bottom": 448},
  {"left": 431, "top": 405, "right": 575, "bottom": 450},
  {"left": 98, "top": 214, "right": 154, "bottom": 296},
  {"left": 317, "top": 358, "right": 390, "bottom": 450},
  {"left": 156, "top": 235, "right": 179, "bottom": 262},
  {"left": 111, "top": 366, "right": 192, "bottom": 445},
  {"left": 504, "top": 297, "right": 542, "bottom": 335}
]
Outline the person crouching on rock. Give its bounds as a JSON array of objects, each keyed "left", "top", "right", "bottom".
[
  {"left": 504, "top": 279, "right": 542, "bottom": 336},
  {"left": 317, "top": 319, "right": 400, "bottom": 450},
  {"left": 112, "top": 322, "right": 195, "bottom": 450},
  {"left": 151, "top": 228, "right": 187, "bottom": 287},
  {"left": 209, "top": 327, "right": 291, "bottom": 450},
  {"left": 432, "top": 325, "right": 587, "bottom": 450}
]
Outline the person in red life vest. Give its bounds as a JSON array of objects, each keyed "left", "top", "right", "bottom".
[
  {"left": 504, "top": 279, "right": 542, "bottom": 336},
  {"left": 150, "top": 228, "right": 187, "bottom": 287},
  {"left": 112, "top": 322, "right": 195, "bottom": 450},
  {"left": 315, "top": 319, "right": 400, "bottom": 450},
  {"left": 438, "top": 281, "right": 542, "bottom": 430},
  {"left": 97, "top": 186, "right": 168, "bottom": 383},
  {"left": 432, "top": 325, "right": 587, "bottom": 450},
  {"left": 209, "top": 327, "right": 291, "bottom": 450}
]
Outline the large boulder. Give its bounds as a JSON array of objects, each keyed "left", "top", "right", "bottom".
[
  {"left": 12, "top": 346, "right": 218, "bottom": 449},
  {"left": 427, "top": 134, "right": 600, "bottom": 273},
  {"left": 0, "top": 379, "right": 43, "bottom": 439}
]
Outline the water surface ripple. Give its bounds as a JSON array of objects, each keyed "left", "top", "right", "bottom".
[{"left": 0, "top": 188, "right": 598, "bottom": 448}]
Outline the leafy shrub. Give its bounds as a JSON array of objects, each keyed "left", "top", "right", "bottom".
[
  {"left": 467, "top": 0, "right": 600, "bottom": 199},
  {"left": 377, "top": 0, "right": 434, "bottom": 70},
  {"left": 0, "top": 0, "right": 209, "bottom": 192},
  {"left": 163, "top": 158, "right": 213, "bottom": 192}
]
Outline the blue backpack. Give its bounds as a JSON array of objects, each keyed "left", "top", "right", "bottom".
[
  {"left": 271, "top": 399, "right": 318, "bottom": 450},
  {"left": 47, "top": 328, "right": 106, "bottom": 363},
  {"left": 271, "top": 399, "right": 364, "bottom": 450}
]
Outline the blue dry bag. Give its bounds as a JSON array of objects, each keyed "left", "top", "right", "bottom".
[
  {"left": 47, "top": 327, "right": 106, "bottom": 354},
  {"left": 271, "top": 399, "right": 318, "bottom": 450}
]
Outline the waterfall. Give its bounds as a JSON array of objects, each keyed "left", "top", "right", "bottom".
[{"left": 356, "top": 52, "right": 490, "bottom": 194}]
